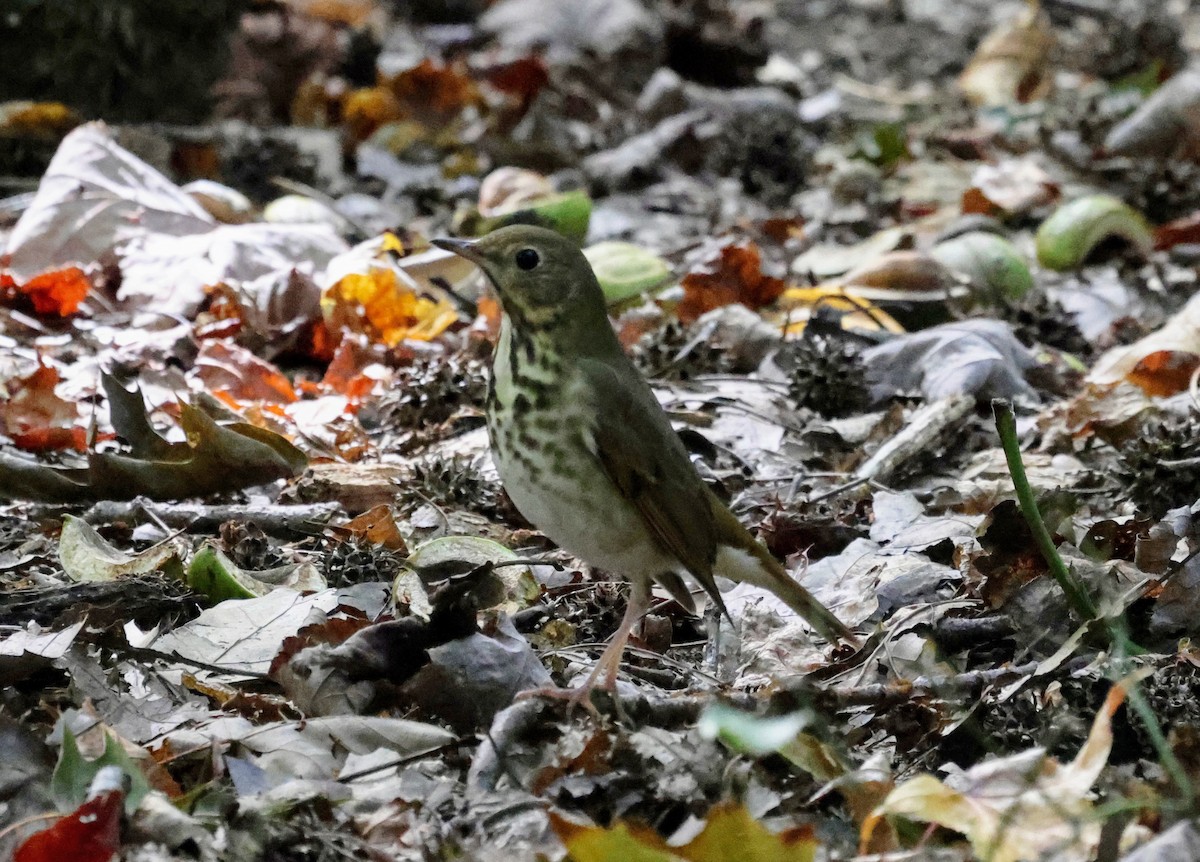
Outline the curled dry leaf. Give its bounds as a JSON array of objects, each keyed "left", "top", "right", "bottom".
[
  {"left": 678, "top": 241, "right": 787, "bottom": 325},
  {"left": 0, "top": 375, "right": 308, "bottom": 503},
  {"left": 1088, "top": 289, "right": 1200, "bottom": 395},
  {"left": 838, "top": 250, "right": 957, "bottom": 295},
  {"left": 860, "top": 672, "right": 1145, "bottom": 862},
  {"left": 59, "top": 516, "right": 185, "bottom": 583},
  {"left": 959, "top": 1, "right": 1055, "bottom": 107},
  {"left": 478, "top": 166, "right": 555, "bottom": 214},
  {"left": 862, "top": 319, "right": 1038, "bottom": 402}
]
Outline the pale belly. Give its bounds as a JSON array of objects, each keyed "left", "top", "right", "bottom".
[
  {"left": 491, "top": 415, "right": 677, "bottom": 581},
  {"left": 487, "top": 327, "right": 677, "bottom": 580}
]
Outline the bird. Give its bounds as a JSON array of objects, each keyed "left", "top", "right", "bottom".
[{"left": 432, "top": 225, "right": 857, "bottom": 704}]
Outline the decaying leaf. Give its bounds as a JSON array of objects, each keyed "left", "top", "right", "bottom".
[
  {"left": 961, "top": 159, "right": 1059, "bottom": 218},
  {"left": 862, "top": 319, "right": 1039, "bottom": 402},
  {"left": 860, "top": 673, "right": 1145, "bottom": 862},
  {"left": 3, "top": 123, "right": 213, "bottom": 284},
  {"left": 0, "top": 358, "right": 87, "bottom": 453},
  {"left": 192, "top": 340, "right": 299, "bottom": 406},
  {"left": 59, "top": 516, "right": 185, "bottom": 583},
  {"left": 0, "top": 375, "right": 307, "bottom": 503}
]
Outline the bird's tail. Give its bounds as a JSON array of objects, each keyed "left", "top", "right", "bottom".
[{"left": 714, "top": 543, "right": 859, "bottom": 646}]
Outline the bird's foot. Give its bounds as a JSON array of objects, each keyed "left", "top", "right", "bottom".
[{"left": 517, "top": 682, "right": 606, "bottom": 718}]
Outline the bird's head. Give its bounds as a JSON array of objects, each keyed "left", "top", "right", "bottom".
[{"left": 433, "top": 225, "right": 607, "bottom": 332}]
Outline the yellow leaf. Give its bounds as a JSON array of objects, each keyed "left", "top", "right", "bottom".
[
  {"left": 678, "top": 803, "right": 817, "bottom": 862},
  {"left": 860, "top": 671, "right": 1146, "bottom": 862},
  {"left": 551, "top": 812, "right": 678, "bottom": 862},
  {"left": 552, "top": 803, "right": 819, "bottom": 862},
  {"left": 322, "top": 268, "right": 458, "bottom": 346}
]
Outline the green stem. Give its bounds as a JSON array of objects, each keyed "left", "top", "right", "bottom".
[
  {"left": 992, "top": 399, "right": 1099, "bottom": 622},
  {"left": 993, "top": 400, "right": 1194, "bottom": 806}
]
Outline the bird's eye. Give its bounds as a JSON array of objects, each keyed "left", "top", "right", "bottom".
[{"left": 515, "top": 248, "right": 540, "bottom": 270}]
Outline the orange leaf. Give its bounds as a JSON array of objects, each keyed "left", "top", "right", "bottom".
[
  {"left": 193, "top": 340, "right": 298, "bottom": 405},
  {"left": 1, "top": 360, "right": 87, "bottom": 453},
  {"left": 18, "top": 267, "right": 90, "bottom": 316},
  {"left": 343, "top": 86, "right": 404, "bottom": 142},
  {"left": 388, "top": 59, "right": 479, "bottom": 121},
  {"left": 322, "top": 268, "right": 459, "bottom": 347},
  {"left": 342, "top": 503, "right": 408, "bottom": 551},
  {"left": 320, "top": 335, "right": 389, "bottom": 400},
  {"left": 678, "top": 242, "right": 787, "bottom": 324}
]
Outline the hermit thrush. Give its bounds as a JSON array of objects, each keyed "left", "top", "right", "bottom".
[{"left": 433, "top": 226, "right": 857, "bottom": 698}]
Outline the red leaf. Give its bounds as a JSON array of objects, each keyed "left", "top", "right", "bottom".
[
  {"left": 0, "top": 360, "right": 87, "bottom": 453},
  {"left": 14, "top": 790, "right": 123, "bottom": 862},
  {"left": 678, "top": 242, "right": 787, "bottom": 324},
  {"left": 1155, "top": 211, "right": 1200, "bottom": 251},
  {"left": 192, "top": 340, "right": 298, "bottom": 405},
  {"left": 18, "top": 267, "right": 91, "bottom": 317},
  {"left": 484, "top": 56, "right": 550, "bottom": 109}
]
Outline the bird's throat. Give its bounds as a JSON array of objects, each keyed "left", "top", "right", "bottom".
[{"left": 488, "top": 316, "right": 566, "bottom": 424}]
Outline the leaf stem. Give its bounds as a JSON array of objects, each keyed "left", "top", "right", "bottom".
[{"left": 992, "top": 399, "right": 1099, "bottom": 622}]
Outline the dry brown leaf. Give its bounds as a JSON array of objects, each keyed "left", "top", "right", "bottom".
[
  {"left": 959, "top": 1, "right": 1055, "bottom": 107},
  {"left": 679, "top": 242, "right": 787, "bottom": 324},
  {"left": 0, "top": 359, "right": 87, "bottom": 453},
  {"left": 860, "top": 672, "right": 1144, "bottom": 862},
  {"left": 961, "top": 159, "right": 1060, "bottom": 218},
  {"left": 192, "top": 340, "right": 299, "bottom": 406},
  {"left": 1088, "top": 291, "right": 1200, "bottom": 395}
]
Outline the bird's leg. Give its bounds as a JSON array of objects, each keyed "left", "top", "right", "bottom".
[
  {"left": 521, "top": 577, "right": 652, "bottom": 716},
  {"left": 588, "top": 576, "right": 652, "bottom": 691}
]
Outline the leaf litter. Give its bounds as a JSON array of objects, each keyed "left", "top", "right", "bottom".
[{"left": 3, "top": 1, "right": 1200, "bottom": 860}]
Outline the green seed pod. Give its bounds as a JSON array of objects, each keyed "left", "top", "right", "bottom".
[
  {"left": 1036, "top": 195, "right": 1152, "bottom": 271},
  {"left": 932, "top": 231, "right": 1033, "bottom": 303},
  {"left": 584, "top": 241, "right": 673, "bottom": 304},
  {"left": 474, "top": 190, "right": 592, "bottom": 243}
]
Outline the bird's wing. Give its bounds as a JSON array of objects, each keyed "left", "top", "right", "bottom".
[{"left": 577, "top": 357, "right": 728, "bottom": 616}]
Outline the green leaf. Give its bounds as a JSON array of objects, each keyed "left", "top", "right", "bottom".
[{"left": 52, "top": 723, "right": 151, "bottom": 815}]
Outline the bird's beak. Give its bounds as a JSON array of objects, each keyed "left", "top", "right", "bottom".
[{"left": 431, "top": 237, "right": 485, "bottom": 267}]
